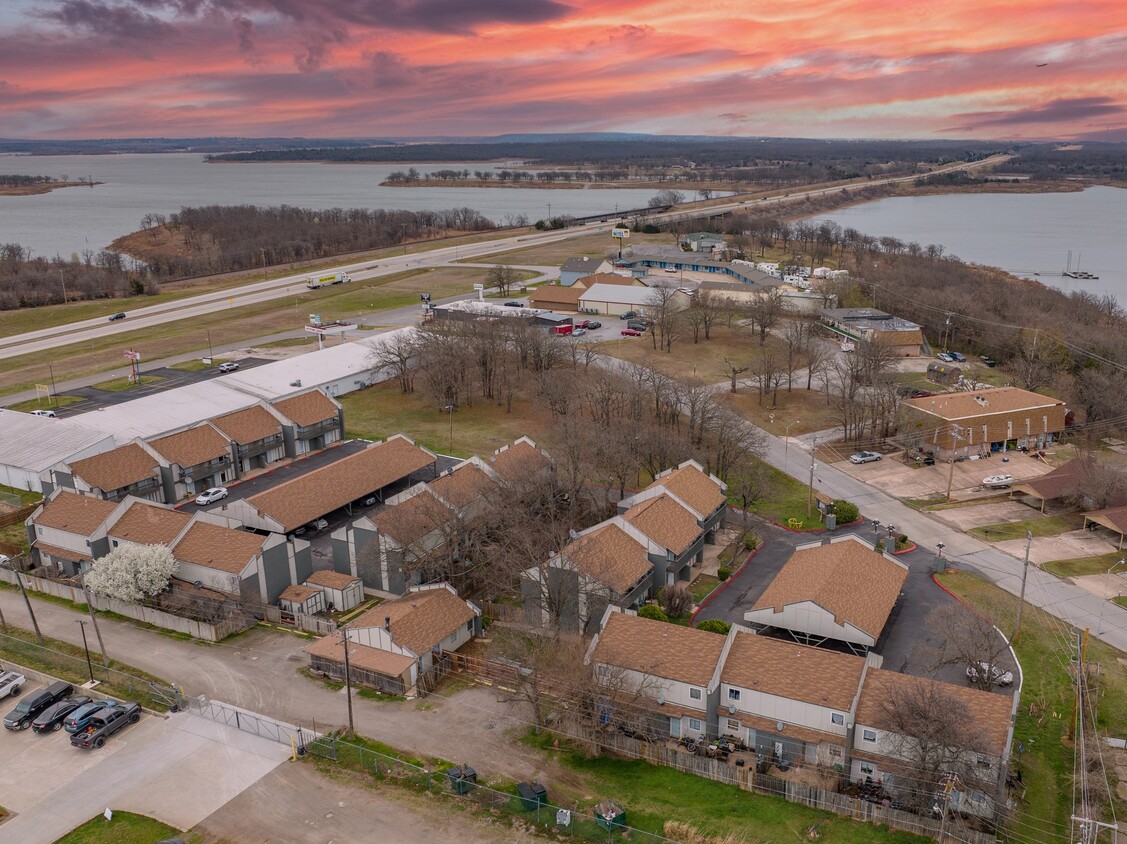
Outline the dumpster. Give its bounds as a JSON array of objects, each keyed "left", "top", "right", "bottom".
[
  {"left": 517, "top": 781, "right": 548, "bottom": 811},
  {"left": 447, "top": 764, "right": 477, "bottom": 795},
  {"left": 594, "top": 799, "right": 626, "bottom": 832}
]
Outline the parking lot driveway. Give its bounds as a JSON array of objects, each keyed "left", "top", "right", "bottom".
[
  {"left": 935, "top": 500, "right": 1036, "bottom": 532},
  {"left": 0, "top": 709, "right": 287, "bottom": 843}
]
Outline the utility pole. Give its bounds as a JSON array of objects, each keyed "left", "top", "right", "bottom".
[
  {"left": 937, "top": 772, "right": 959, "bottom": 843},
  {"left": 806, "top": 435, "right": 818, "bottom": 518},
  {"left": 14, "top": 569, "right": 44, "bottom": 645},
  {"left": 945, "top": 425, "right": 966, "bottom": 501},
  {"left": 1068, "top": 629, "right": 1088, "bottom": 742},
  {"left": 82, "top": 583, "right": 110, "bottom": 667},
  {"left": 1013, "top": 531, "right": 1034, "bottom": 643},
  {"left": 48, "top": 363, "right": 59, "bottom": 408},
  {"left": 339, "top": 630, "right": 355, "bottom": 735}
]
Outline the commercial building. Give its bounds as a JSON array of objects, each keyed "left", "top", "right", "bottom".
[
  {"left": 0, "top": 410, "right": 115, "bottom": 494},
  {"left": 820, "top": 308, "right": 924, "bottom": 357}
]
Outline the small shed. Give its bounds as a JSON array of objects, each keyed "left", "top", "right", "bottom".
[
  {"left": 304, "top": 569, "right": 365, "bottom": 612},
  {"left": 279, "top": 584, "right": 326, "bottom": 616},
  {"left": 926, "top": 362, "right": 962, "bottom": 385}
]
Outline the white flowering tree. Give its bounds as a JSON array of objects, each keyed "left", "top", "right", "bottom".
[{"left": 84, "top": 544, "right": 178, "bottom": 603}]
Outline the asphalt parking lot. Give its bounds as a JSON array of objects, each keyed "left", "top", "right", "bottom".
[
  {"left": 695, "top": 521, "right": 1014, "bottom": 690},
  {"left": 0, "top": 683, "right": 288, "bottom": 842},
  {"left": 52, "top": 357, "right": 274, "bottom": 418}
]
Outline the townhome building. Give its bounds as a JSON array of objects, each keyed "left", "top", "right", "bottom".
[
  {"left": 620, "top": 459, "right": 727, "bottom": 544},
  {"left": 26, "top": 490, "right": 121, "bottom": 576},
  {"left": 270, "top": 389, "right": 344, "bottom": 457},
  {"left": 146, "top": 423, "right": 235, "bottom": 502},
  {"left": 42, "top": 441, "right": 165, "bottom": 503},
  {"left": 209, "top": 403, "right": 287, "bottom": 476},
  {"left": 619, "top": 492, "right": 706, "bottom": 589}
]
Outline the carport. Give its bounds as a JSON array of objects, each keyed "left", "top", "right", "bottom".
[{"left": 1083, "top": 504, "right": 1127, "bottom": 550}]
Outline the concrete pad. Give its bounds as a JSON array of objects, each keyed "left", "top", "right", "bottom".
[
  {"left": 938, "top": 501, "right": 1037, "bottom": 531},
  {"left": 1071, "top": 573, "right": 1127, "bottom": 600},
  {"left": 995, "top": 532, "right": 1117, "bottom": 566},
  {"left": 0, "top": 710, "right": 287, "bottom": 843}
]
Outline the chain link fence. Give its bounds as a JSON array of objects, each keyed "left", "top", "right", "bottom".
[{"left": 305, "top": 733, "right": 681, "bottom": 843}]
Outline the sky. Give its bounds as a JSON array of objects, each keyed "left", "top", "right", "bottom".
[{"left": 1, "top": 0, "right": 1126, "bottom": 141}]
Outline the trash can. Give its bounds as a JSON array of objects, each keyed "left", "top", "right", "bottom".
[
  {"left": 594, "top": 799, "right": 627, "bottom": 832},
  {"left": 517, "top": 781, "right": 547, "bottom": 811},
  {"left": 447, "top": 764, "right": 477, "bottom": 795}
]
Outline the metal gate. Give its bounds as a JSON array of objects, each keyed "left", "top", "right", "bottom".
[{"left": 184, "top": 694, "right": 314, "bottom": 749}]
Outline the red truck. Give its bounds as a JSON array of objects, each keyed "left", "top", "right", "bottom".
[{"left": 552, "top": 324, "right": 573, "bottom": 336}]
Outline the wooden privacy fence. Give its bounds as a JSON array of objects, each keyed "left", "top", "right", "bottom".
[
  {"left": 0, "top": 504, "right": 36, "bottom": 530},
  {"left": 566, "top": 725, "right": 998, "bottom": 844},
  {"left": 0, "top": 568, "right": 250, "bottom": 642}
]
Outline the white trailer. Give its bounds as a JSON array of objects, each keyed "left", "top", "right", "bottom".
[{"left": 306, "top": 271, "right": 352, "bottom": 289}]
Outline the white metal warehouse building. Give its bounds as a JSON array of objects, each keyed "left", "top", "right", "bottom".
[{"left": 0, "top": 410, "right": 116, "bottom": 493}]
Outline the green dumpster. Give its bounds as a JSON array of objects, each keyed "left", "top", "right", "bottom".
[
  {"left": 594, "top": 799, "right": 626, "bottom": 832},
  {"left": 517, "top": 781, "right": 547, "bottom": 810},
  {"left": 447, "top": 765, "right": 477, "bottom": 795}
]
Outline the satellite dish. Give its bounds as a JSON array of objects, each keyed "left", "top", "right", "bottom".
[
  {"left": 776, "top": 721, "right": 785, "bottom": 732},
  {"left": 727, "top": 702, "right": 737, "bottom": 715},
  {"left": 656, "top": 693, "right": 666, "bottom": 705}
]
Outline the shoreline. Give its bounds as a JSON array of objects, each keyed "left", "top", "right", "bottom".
[{"left": 0, "top": 180, "right": 102, "bottom": 196}]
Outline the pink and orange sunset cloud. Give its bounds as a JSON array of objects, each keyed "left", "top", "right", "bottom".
[{"left": 1, "top": 0, "right": 1125, "bottom": 140}]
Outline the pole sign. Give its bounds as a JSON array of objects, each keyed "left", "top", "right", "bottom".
[
  {"left": 304, "top": 325, "right": 325, "bottom": 334},
  {"left": 309, "top": 313, "right": 322, "bottom": 326},
  {"left": 473, "top": 284, "right": 484, "bottom": 291},
  {"left": 611, "top": 228, "right": 630, "bottom": 239}
]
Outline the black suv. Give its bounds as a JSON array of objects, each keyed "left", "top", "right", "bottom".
[{"left": 4, "top": 680, "right": 74, "bottom": 731}]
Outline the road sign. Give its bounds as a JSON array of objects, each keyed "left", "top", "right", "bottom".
[
  {"left": 473, "top": 284, "right": 484, "bottom": 291},
  {"left": 309, "top": 313, "right": 322, "bottom": 326}
]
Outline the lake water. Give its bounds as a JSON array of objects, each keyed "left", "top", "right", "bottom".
[
  {"left": 809, "top": 185, "right": 1127, "bottom": 300},
  {"left": 0, "top": 153, "right": 669, "bottom": 258}
]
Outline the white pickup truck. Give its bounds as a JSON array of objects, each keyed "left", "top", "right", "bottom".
[{"left": 0, "top": 670, "right": 26, "bottom": 700}]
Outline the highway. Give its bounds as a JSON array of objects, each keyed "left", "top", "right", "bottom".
[{"left": 0, "top": 153, "right": 1009, "bottom": 362}]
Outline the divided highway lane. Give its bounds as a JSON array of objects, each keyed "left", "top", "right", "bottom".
[{"left": 1, "top": 153, "right": 1010, "bottom": 362}]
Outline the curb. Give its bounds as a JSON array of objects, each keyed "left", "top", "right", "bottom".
[
  {"left": 690, "top": 544, "right": 761, "bottom": 624},
  {"left": 892, "top": 543, "right": 918, "bottom": 555}
]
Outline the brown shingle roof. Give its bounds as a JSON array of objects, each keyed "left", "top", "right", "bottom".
[
  {"left": 592, "top": 611, "right": 724, "bottom": 687},
  {"left": 1011, "top": 458, "right": 1087, "bottom": 502},
  {"left": 351, "top": 586, "right": 476, "bottom": 655},
  {"left": 856, "top": 669, "right": 1012, "bottom": 756},
  {"left": 272, "top": 390, "right": 339, "bottom": 428},
  {"left": 147, "top": 425, "right": 230, "bottom": 468},
  {"left": 721, "top": 631, "right": 865, "bottom": 711},
  {"left": 372, "top": 490, "right": 453, "bottom": 547},
  {"left": 563, "top": 523, "right": 652, "bottom": 594},
  {"left": 34, "top": 491, "right": 119, "bottom": 536},
  {"left": 304, "top": 635, "right": 416, "bottom": 679},
  {"left": 902, "top": 386, "right": 1064, "bottom": 421},
  {"left": 247, "top": 436, "right": 435, "bottom": 533},
  {"left": 108, "top": 501, "right": 191, "bottom": 545},
  {"left": 280, "top": 584, "right": 321, "bottom": 604},
  {"left": 490, "top": 439, "right": 550, "bottom": 484},
  {"left": 622, "top": 494, "right": 701, "bottom": 555},
  {"left": 429, "top": 462, "right": 497, "bottom": 511},
  {"left": 576, "top": 272, "right": 638, "bottom": 288},
  {"left": 648, "top": 463, "right": 725, "bottom": 517},
  {"left": 172, "top": 521, "right": 265, "bottom": 574},
  {"left": 210, "top": 404, "right": 281, "bottom": 445},
  {"left": 69, "top": 443, "right": 159, "bottom": 492},
  {"left": 529, "top": 285, "right": 583, "bottom": 310},
  {"left": 750, "top": 539, "right": 908, "bottom": 640},
  {"left": 305, "top": 569, "right": 361, "bottom": 590},
  {"left": 33, "top": 542, "right": 91, "bottom": 563}
]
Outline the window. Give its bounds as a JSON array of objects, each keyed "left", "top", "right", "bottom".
[
  {"left": 595, "top": 664, "right": 609, "bottom": 678},
  {"left": 727, "top": 688, "right": 741, "bottom": 702},
  {"left": 111, "top": 540, "right": 119, "bottom": 548},
  {"left": 977, "top": 755, "right": 991, "bottom": 769},
  {"left": 688, "top": 718, "right": 702, "bottom": 732},
  {"left": 689, "top": 687, "right": 702, "bottom": 701},
  {"left": 860, "top": 762, "right": 875, "bottom": 776},
  {"left": 726, "top": 718, "right": 740, "bottom": 732},
  {"left": 37, "top": 526, "right": 43, "bottom": 536},
  {"left": 465, "top": 619, "right": 474, "bottom": 633},
  {"left": 862, "top": 729, "right": 877, "bottom": 743},
  {"left": 831, "top": 712, "right": 844, "bottom": 726}
]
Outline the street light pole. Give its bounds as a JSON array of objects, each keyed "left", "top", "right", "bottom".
[
  {"left": 806, "top": 435, "right": 818, "bottom": 519},
  {"left": 339, "top": 630, "right": 355, "bottom": 735},
  {"left": 443, "top": 405, "right": 455, "bottom": 454},
  {"left": 783, "top": 420, "right": 800, "bottom": 472},
  {"left": 76, "top": 619, "right": 94, "bottom": 683}
]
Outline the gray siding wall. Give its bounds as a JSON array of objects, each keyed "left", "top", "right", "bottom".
[
  {"left": 331, "top": 534, "right": 353, "bottom": 576},
  {"left": 281, "top": 426, "right": 298, "bottom": 459},
  {"left": 293, "top": 544, "right": 313, "bottom": 584},
  {"left": 239, "top": 574, "right": 260, "bottom": 604},
  {"left": 90, "top": 537, "right": 110, "bottom": 559},
  {"left": 260, "top": 545, "right": 293, "bottom": 603}
]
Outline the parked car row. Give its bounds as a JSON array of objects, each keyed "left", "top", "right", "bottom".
[{"left": 1, "top": 677, "right": 141, "bottom": 749}]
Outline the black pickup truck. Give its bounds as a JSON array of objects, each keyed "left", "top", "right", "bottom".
[{"left": 69, "top": 701, "right": 141, "bottom": 749}]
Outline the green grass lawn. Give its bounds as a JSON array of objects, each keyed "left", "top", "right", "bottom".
[
  {"left": 339, "top": 379, "right": 555, "bottom": 459},
  {"left": 936, "top": 570, "right": 1127, "bottom": 833},
  {"left": 968, "top": 513, "right": 1085, "bottom": 542},
  {"left": 0, "top": 482, "right": 43, "bottom": 506},
  {"left": 169, "top": 359, "right": 215, "bottom": 372},
  {"left": 90, "top": 374, "right": 164, "bottom": 392},
  {"left": 1041, "top": 550, "right": 1126, "bottom": 580},
  {"left": 690, "top": 574, "right": 720, "bottom": 604},
  {"left": 53, "top": 811, "right": 182, "bottom": 844},
  {"left": 5, "top": 394, "right": 86, "bottom": 412},
  {"left": 745, "top": 461, "right": 826, "bottom": 529},
  {"left": 527, "top": 732, "right": 927, "bottom": 843}
]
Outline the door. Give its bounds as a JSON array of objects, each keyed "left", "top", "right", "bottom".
[
  {"left": 670, "top": 717, "right": 681, "bottom": 738},
  {"left": 773, "top": 741, "right": 784, "bottom": 761}
]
